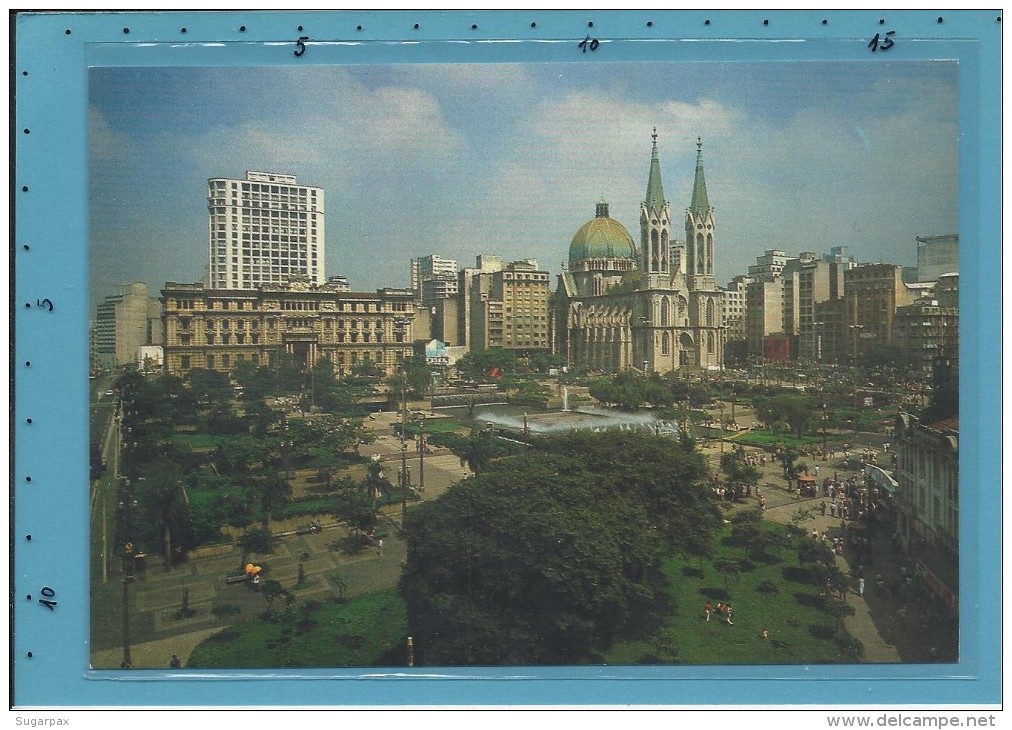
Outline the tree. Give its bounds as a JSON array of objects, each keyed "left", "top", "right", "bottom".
[
  {"left": 259, "top": 579, "right": 294, "bottom": 615},
  {"left": 254, "top": 471, "right": 291, "bottom": 534},
  {"left": 400, "top": 452, "right": 669, "bottom": 665},
  {"left": 720, "top": 451, "right": 761, "bottom": 500},
  {"left": 460, "top": 429, "right": 495, "bottom": 475},
  {"left": 237, "top": 527, "right": 273, "bottom": 570},
  {"left": 332, "top": 479, "right": 378, "bottom": 535},
  {"left": 135, "top": 459, "right": 191, "bottom": 571}
]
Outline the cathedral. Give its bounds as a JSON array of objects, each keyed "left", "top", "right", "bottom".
[{"left": 553, "top": 131, "right": 725, "bottom": 374}]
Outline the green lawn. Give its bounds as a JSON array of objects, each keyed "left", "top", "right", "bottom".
[
  {"left": 605, "top": 523, "right": 860, "bottom": 665},
  {"left": 186, "top": 588, "right": 407, "bottom": 668},
  {"left": 166, "top": 432, "right": 240, "bottom": 451},
  {"left": 728, "top": 431, "right": 828, "bottom": 449}
]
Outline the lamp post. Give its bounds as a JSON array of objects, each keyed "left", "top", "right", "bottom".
[
  {"left": 119, "top": 479, "right": 137, "bottom": 669},
  {"left": 417, "top": 413, "right": 425, "bottom": 495}
]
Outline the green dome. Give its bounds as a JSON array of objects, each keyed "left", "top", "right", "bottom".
[{"left": 569, "top": 209, "right": 636, "bottom": 266}]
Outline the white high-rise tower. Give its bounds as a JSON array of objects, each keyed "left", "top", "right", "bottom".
[{"left": 207, "top": 170, "right": 325, "bottom": 290}]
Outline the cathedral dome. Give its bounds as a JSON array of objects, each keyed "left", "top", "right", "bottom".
[{"left": 569, "top": 201, "right": 637, "bottom": 267}]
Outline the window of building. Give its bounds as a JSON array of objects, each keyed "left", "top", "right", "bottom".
[{"left": 180, "top": 355, "right": 191, "bottom": 369}]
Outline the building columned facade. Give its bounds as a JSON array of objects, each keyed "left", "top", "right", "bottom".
[
  {"left": 207, "top": 171, "right": 325, "bottom": 290},
  {"left": 554, "top": 132, "right": 724, "bottom": 374},
  {"left": 161, "top": 275, "right": 418, "bottom": 378}
]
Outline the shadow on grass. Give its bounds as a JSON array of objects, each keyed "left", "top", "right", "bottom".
[
  {"left": 681, "top": 567, "right": 705, "bottom": 579},
  {"left": 808, "top": 624, "right": 835, "bottom": 640},
  {"left": 698, "top": 587, "right": 730, "bottom": 600},
  {"left": 752, "top": 549, "right": 782, "bottom": 565},
  {"left": 783, "top": 566, "right": 815, "bottom": 584},
  {"left": 794, "top": 592, "right": 825, "bottom": 610}
]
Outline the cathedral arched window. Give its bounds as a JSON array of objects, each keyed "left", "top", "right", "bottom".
[
  {"left": 696, "top": 233, "right": 705, "bottom": 274},
  {"left": 660, "top": 297, "right": 670, "bottom": 327},
  {"left": 651, "top": 229, "right": 659, "bottom": 270},
  {"left": 708, "top": 331, "right": 715, "bottom": 354},
  {"left": 707, "top": 234, "right": 713, "bottom": 274},
  {"left": 706, "top": 299, "right": 715, "bottom": 327},
  {"left": 662, "top": 332, "right": 670, "bottom": 355}
]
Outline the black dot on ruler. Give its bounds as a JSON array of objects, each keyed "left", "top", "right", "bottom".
[
  {"left": 822, "top": 19, "right": 828, "bottom": 25},
  {"left": 25, "top": 361, "right": 31, "bottom": 367},
  {"left": 937, "top": 16, "right": 943, "bottom": 23},
  {"left": 646, "top": 21, "right": 653, "bottom": 28},
  {"left": 24, "top": 128, "right": 30, "bottom": 134},
  {"left": 530, "top": 22, "right": 536, "bottom": 28},
  {"left": 25, "top": 476, "right": 32, "bottom": 482},
  {"left": 413, "top": 23, "right": 419, "bottom": 29},
  {"left": 356, "top": 25, "right": 362, "bottom": 31},
  {"left": 27, "top": 652, "right": 33, "bottom": 658},
  {"left": 22, "top": 186, "right": 28, "bottom": 192},
  {"left": 239, "top": 25, "right": 246, "bottom": 32},
  {"left": 471, "top": 24, "right": 478, "bottom": 30},
  {"left": 23, "top": 244, "right": 30, "bottom": 250},
  {"left": 763, "top": 19, "right": 769, "bottom": 26},
  {"left": 26, "top": 418, "right": 33, "bottom": 424},
  {"left": 65, "top": 29, "right": 71, "bottom": 35},
  {"left": 123, "top": 27, "right": 130, "bottom": 34},
  {"left": 24, "top": 302, "right": 31, "bottom": 308},
  {"left": 705, "top": 19, "right": 711, "bottom": 25},
  {"left": 26, "top": 535, "right": 32, "bottom": 541},
  {"left": 22, "top": 70, "right": 28, "bottom": 76},
  {"left": 26, "top": 595, "right": 32, "bottom": 601},
  {"left": 181, "top": 27, "right": 187, "bottom": 33},
  {"left": 588, "top": 21, "right": 594, "bottom": 28},
  {"left": 879, "top": 19, "right": 886, "bottom": 25},
  {"left": 997, "top": 16, "right": 1002, "bottom": 22},
  {"left": 298, "top": 25, "right": 304, "bottom": 31}
]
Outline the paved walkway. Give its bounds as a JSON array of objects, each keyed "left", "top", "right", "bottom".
[{"left": 701, "top": 438, "right": 953, "bottom": 663}]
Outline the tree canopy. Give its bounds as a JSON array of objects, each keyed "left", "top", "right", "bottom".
[{"left": 400, "top": 432, "right": 719, "bottom": 665}]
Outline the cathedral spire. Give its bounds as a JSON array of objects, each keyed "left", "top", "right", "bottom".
[
  {"left": 645, "top": 127, "right": 666, "bottom": 213},
  {"left": 690, "top": 136, "right": 711, "bottom": 214}
]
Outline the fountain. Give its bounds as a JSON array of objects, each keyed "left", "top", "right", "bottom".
[{"left": 469, "top": 403, "right": 680, "bottom": 437}]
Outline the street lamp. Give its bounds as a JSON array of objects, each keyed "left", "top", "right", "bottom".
[{"left": 394, "top": 318, "right": 410, "bottom": 528}]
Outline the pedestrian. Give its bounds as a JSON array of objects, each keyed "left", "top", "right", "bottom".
[
  {"left": 169, "top": 655, "right": 182, "bottom": 669},
  {"left": 378, "top": 538, "right": 384, "bottom": 556},
  {"left": 820, "top": 501, "right": 827, "bottom": 516},
  {"left": 704, "top": 600, "right": 713, "bottom": 622},
  {"left": 858, "top": 576, "right": 866, "bottom": 597},
  {"left": 761, "top": 628, "right": 769, "bottom": 641}
]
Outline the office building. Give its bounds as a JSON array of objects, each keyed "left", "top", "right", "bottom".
[{"left": 207, "top": 171, "right": 325, "bottom": 290}]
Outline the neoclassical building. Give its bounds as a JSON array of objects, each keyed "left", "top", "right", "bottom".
[{"left": 553, "top": 132, "right": 724, "bottom": 373}]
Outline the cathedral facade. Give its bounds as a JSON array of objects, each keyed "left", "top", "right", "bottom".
[{"left": 553, "top": 132, "right": 725, "bottom": 374}]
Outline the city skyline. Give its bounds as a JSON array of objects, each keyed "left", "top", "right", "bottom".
[{"left": 89, "top": 61, "right": 958, "bottom": 307}]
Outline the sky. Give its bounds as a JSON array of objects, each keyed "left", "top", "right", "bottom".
[{"left": 89, "top": 61, "right": 958, "bottom": 307}]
